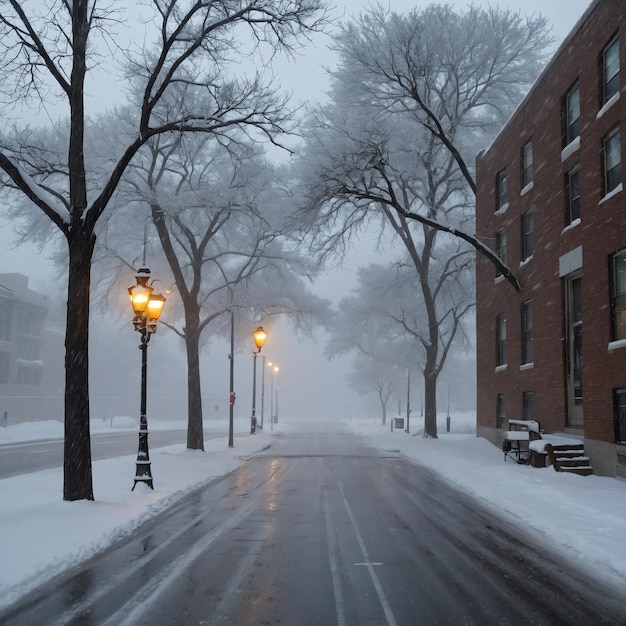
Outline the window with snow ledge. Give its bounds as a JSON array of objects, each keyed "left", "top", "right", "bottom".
[
  {"left": 520, "top": 181, "right": 534, "bottom": 196},
  {"left": 519, "top": 254, "right": 534, "bottom": 268},
  {"left": 597, "top": 91, "right": 620, "bottom": 120},
  {"left": 495, "top": 202, "right": 509, "bottom": 216},
  {"left": 494, "top": 274, "right": 505, "bottom": 285},
  {"left": 608, "top": 339, "right": 626, "bottom": 351},
  {"left": 600, "top": 183, "right": 623, "bottom": 204},
  {"left": 561, "top": 136, "right": 580, "bottom": 162},
  {"left": 495, "top": 364, "right": 507, "bottom": 373},
  {"left": 561, "top": 218, "right": 581, "bottom": 235},
  {"left": 520, "top": 363, "right": 534, "bottom": 371}
]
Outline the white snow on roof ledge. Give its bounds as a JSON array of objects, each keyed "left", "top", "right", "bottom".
[
  {"left": 561, "top": 218, "right": 581, "bottom": 235},
  {"left": 561, "top": 137, "right": 581, "bottom": 162},
  {"left": 597, "top": 91, "right": 620, "bottom": 120},
  {"left": 600, "top": 184, "right": 623, "bottom": 205},
  {"left": 608, "top": 338, "right": 626, "bottom": 351}
]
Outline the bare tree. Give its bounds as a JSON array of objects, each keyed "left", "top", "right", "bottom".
[
  {"left": 296, "top": 4, "right": 552, "bottom": 436},
  {"left": 346, "top": 357, "right": 396, "bottom": 426},
  {"left": 99, "top": 133, "right": 329, "bottom": 450},
  {"left": 298, "top": 3, "right": 553, "bottom": 290},
  {"left": 327, "top": 254, "right": 472, "bottom": 437},
  {"left": 301, "top": 112, "right": 477, "bottom": 437},
  {"left": 0, "top": 0, "right": 328, "bottom": 501}
]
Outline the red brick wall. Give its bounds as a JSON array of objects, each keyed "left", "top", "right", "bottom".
[{"left": 476, "top": 0, "right": 626, "bottom": 445}]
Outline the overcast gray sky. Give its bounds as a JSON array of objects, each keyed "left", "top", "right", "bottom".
[
  {"left": 2, "top": 0, "right": 593, "bottom": 282},
  {"left": 264, "top": 0, "right": 593, "bottom": 421},
  {"left": 275, "top": 0, "right": 593, "bottom": 109},
  {"left": 0, "top": 0, "right": 595, "bottom": 422}
]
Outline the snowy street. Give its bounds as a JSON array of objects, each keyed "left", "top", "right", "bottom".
[
  {"left": 0, "top": 428, "right": 189, "bottom": 478},
  {"left": 1, "top": 415, "right": 626, "bottom": 624}
]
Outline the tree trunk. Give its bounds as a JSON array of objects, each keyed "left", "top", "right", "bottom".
[
  {"left": 379, "top": 389, "right": 387, "bottom": 425},
  {"left": 185, "top": 308, "right": 204, "bottom": 450},
  {"left": 63, "top": 230, "right": 95, "bottom": 501},
  {"left": 423, "top": 367, "right": 438, "bottom": 439}
]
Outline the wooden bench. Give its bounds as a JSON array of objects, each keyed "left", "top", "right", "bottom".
[{"left": 502, "top": 420, "right": 541, "bottom": 464}]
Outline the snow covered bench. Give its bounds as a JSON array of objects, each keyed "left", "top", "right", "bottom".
[{"left": 502, "top": 420, "right": 541, "bottom": 464}]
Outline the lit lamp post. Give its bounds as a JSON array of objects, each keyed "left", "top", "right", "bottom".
[
  {"left": 275, "top": 370, "right": 279, "bottom": 425},
  {"left": 128, "top": 267, "right": 166, "bottom": 491},
  {"left": 250, "top": 327, "right": 267, "bottom": 434},
  {"left": 260, "top": 355, "right": 266, "bottom": 429},
  {"left": 268, "top": 363, "right": 279, "bottom": 430}
]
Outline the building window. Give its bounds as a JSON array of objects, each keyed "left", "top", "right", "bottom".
[
  {"left": 496, "top": 229, "right": 507, "bottom": 277},
  {"left": 564, "top": 82, "right": 581, "bottom": 145},
  {"left": 521, "top": 140, "right": 533, "bottom": 188},
  {"left": 603, "top": 128, "right": 622, "bottom": 195},
  {"left": 15, "top": 304, "right": 44, "bottom": 338},
  {"left": 521, "top": 210, "right": 534, "bottom": 261},
  {"left": 0, "top": 352, "right": 9, "bottom": 384},
  {"left": 497, "top": 393, "right": 506, "bottom": 429},
  {"left": 496, "top": 313, "right": 507, "bottom": 367},
  {"left": 16, "top": 365, "right": 42, "bottom": 386},
  {"left": 14, "top": 304, "right": 44, "bottom": 361},
  {"left": 0, "top": 297, "right": 13, "bottom": 342},
  {"left": 521, "top": 300, "right": 533, "bottom": 364},
  {"left": 523, "top": 391, "right": 534, "bottom": 421},
  {"left": 602, "top": 36, "right": 620, "bottom": 104},
  {"left": 496, "top": 169, "right": 508, "bottom": 211},
  {"left": 566, "top": 167, "right": 581, "bottom": 224},
  {"left": 565, "top": 275, "right": 583, "bottom": 412},
  {"left": 611, "top": 249, "right": 626, "bottom": 341},
  {"left": 615, "top": 388, "right": 626, "bottom": 443}
]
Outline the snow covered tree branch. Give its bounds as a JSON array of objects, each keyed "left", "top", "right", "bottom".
[{"left": 0, "top": 0, "right": 330, "bottom": 501}]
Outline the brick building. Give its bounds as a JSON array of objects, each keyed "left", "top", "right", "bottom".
[{"left": 476, "top": 0, "right": 626, "bottom": 477}]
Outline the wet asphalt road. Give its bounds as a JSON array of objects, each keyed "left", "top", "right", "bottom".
[
  {"left": 0, "top": 429, "right": 200, "bottom": 478},
  {"left": 1, "top": 421, "right": 624, "bottom": 625}
]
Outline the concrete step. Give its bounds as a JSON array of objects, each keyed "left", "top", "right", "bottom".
[
  {"left": 555, "top": 456, "right": 591, "bottom": 467},
  {"left": 546, "top": 443, "right": 593, "bottom": 476},
  {"left": 560, "top": 466, "right": 594, "bottom": 476}
]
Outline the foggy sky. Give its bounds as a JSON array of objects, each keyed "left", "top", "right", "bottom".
[{"left": 1, "top": 0, "right": 593, "bottom": 423}]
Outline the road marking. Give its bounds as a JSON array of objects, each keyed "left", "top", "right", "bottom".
[
  {"left": 104, "top": 498, "right": 259, "bottom": 626},
  {"left": 324, "top": 493, "right": 347, "bottom": 626},
  {"left": 100, "top": 458, "right": 298, "bottom": 626},
  {"left": 338, "top": 482, "right": 398, "bottom": 626},
  {"left": 57, "top": 459, "right": 296, "bottom": 626}
]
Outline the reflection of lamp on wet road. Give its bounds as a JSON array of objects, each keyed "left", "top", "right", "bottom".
[
  {"left": 249, "top": 327, "right": 267, "bottom": 434},
  {"left": 128, "top": 267, "right": 166, "bottom": 490}
]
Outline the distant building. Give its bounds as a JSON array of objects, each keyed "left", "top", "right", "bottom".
[
  {"left": 475, "top": 0, "right": 626, "bottom": 477},
  {"left": 0, "top": 273, "right": 63, "bottom": 423}
]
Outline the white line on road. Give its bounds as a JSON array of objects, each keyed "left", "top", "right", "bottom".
[
  {"left": 338, "top": 482, "right": 398, "bottom": 626},
  {"left": 103, "top": 498, "right": 259, "bottom": 626},
  {"left": 324, "top": 493, "right": 347, "bottom": 626},
  {"left": 95, "top": 458, "right": 298, "bottom": 626}
]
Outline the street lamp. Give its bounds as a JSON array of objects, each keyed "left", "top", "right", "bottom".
[
  {"left": 260, "top": 355, "right": 266, "bottom": 429},
  {"left": 250, "top": 326, "right": 267, "bottom": 434},
  {"left": 274, "top": 365, "right": 280, "bottom": 426},
  {"left": 406, "top": 368, "right": 411, "bottom": 434},
  {"left": 268, "top": 363, "right": 279, "bottom": 430},
  {"left": 128, "top": 267, "right": 166, "bottom": 491}
]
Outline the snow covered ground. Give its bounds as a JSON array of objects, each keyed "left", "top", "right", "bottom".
[{"left": 1, "top": 412, "right": 625, "bottom": 612}]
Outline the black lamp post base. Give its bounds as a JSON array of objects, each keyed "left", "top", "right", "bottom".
[
  {"left": 132, "top": 475, "right": 154, "bottom": 490},
  {"left": 132, "top": 456, "right": 153, "bottom": 490}
]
